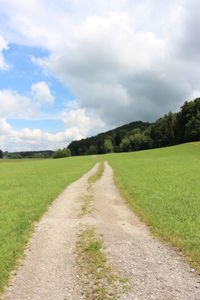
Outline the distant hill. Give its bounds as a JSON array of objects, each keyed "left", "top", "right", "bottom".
[
  {"left": 68, "top": 98, "right": 200, "bottom": 155},
  {"left": 68, "top": 121, "right": 150, "bottom": 156},
  {"left": 4, "top": 150, "right": 54, "bottom": 159}
]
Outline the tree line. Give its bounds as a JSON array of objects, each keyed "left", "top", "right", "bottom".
[
  {"left": 0, "top": 150, "right": 54, "bottom": 159},
  {"left": 0, "top": 148, "right": 72, "bottom": 160},
  {"left": 67, "top": 98, "right": 200, "bottom": 156}
]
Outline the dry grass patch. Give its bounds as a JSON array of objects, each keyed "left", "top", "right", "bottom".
[
  {"left": 79, "top": 162, "right": 105, "bottom": 218},
  {"left": 76, "top": 226, "right": 129, "bottom": 299},
  {"left": 88, "top": 161, "right": 105, "bottom": 186}
]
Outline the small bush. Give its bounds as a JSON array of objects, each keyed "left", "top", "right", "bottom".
[{"left": 53, "top": 148, "right": 71, "bottom": 159}]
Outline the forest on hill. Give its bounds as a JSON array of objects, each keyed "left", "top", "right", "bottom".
[{"left": 68, "top": 98, "right": 200, "bottom": 156}]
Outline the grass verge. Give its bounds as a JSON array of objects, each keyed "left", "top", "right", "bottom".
[
  {"left": 0, "top": 156, "right": 95, "bottom": 293},
  {"left": 106, "top": 142, "right": 200, "bottom": 270}
]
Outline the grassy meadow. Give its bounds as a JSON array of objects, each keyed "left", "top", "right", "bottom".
[
  {"left": 1, "top": 142, "right": 199, "bottom": 292},
  {"left": 106, "top": 142, "right": 200, "bottom": 269},
  {"left": 0, "top": 156, "right": 95, "bottom": 292}
]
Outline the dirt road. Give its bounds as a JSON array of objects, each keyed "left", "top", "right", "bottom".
[
  {"left": 3, "top": 162, "right": 200, "bottom": 299},
  {"left": 3, "top": 164, "right": 98, "bottom": 300}
]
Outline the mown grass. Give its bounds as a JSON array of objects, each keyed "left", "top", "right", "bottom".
[
  {"left": 105, "top": 142, "right": 200, "bottom": 269},
  {"left": 0, "top": 156, "right": 95, "bottom": 293}
]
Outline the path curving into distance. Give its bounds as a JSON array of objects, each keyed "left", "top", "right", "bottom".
[{"left": 3, "top": 162, "right": 200, "bottom": 300}]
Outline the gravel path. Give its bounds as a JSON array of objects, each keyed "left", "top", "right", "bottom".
[
  {"left": 3, "top": 164, "right": 98, "bottom": 300},
  {"left": 92, "top": 162, "right": 200, "bottom": 299},
  {"left": 3, "top": 161, "right": 200, "bottom": 300}
]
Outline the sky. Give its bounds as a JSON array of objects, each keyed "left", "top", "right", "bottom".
[{"left": 0, "top": 0, "right": 200, "bottom": 151}]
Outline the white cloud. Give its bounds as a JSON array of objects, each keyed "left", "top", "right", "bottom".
[
  {"left": 0, "top": 81, "right": 55, "bottom": 121},
  {"left": 0, "top": 89, "right": 33, "bottom": 118},
  {"left": 1, "top": 0, "right": 200, "bottom": 150},
  {"left": 39, "top": 11, "right": 182, "bottom": 125},
  {"left": 0, "top": 98, "right": 105, "bottom": 151},
  {"left": 41, "top": 12, "right": 166, "bottom": 78},
  {"left": 0, "top": 118, "right": 11, "bottom": 135},
  {"left": 62, "top": 102, "right": 105, "bottom": 140},
  {"left": 0, "top": 0, "right": 76, "bottom": 50},
  {"left": 31, "top": 81, "right": 54, "bottom": 106},
  {"left": 36, "top": 3, "right": 199, "bottom": 125}
]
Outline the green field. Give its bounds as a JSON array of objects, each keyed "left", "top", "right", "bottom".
[
  {"left": 1, "top": 142, "right": 200, "bottom": 293},
  {"left": 106, "top": 142, "right": 200, "bottom": 269},
  {"left": 0, "top": 156, "right": 95, "bottom": 292}
]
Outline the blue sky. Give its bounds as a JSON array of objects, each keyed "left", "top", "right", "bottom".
[
  {"left": 1, "top": 44, "right": 73, "bottom": 132},
  {"left": 0, "top": 0, "right": 199, "bottom": 151},
  {"left": 0, "top": 38, "right": 105, "bottom": 151}
]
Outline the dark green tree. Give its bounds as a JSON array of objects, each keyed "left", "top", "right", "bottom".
[
  {"left": 103, "top": 139, "right": 114, "bottom": 153},
  {"left": 87, "top": 145, "right": 98, "bottom": 155},
  {"left": 119, "top": 136, "right": 131, "bottom": 152},
  {"left": 129, "top": 132, "right": 153, "bottom": 151}
]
